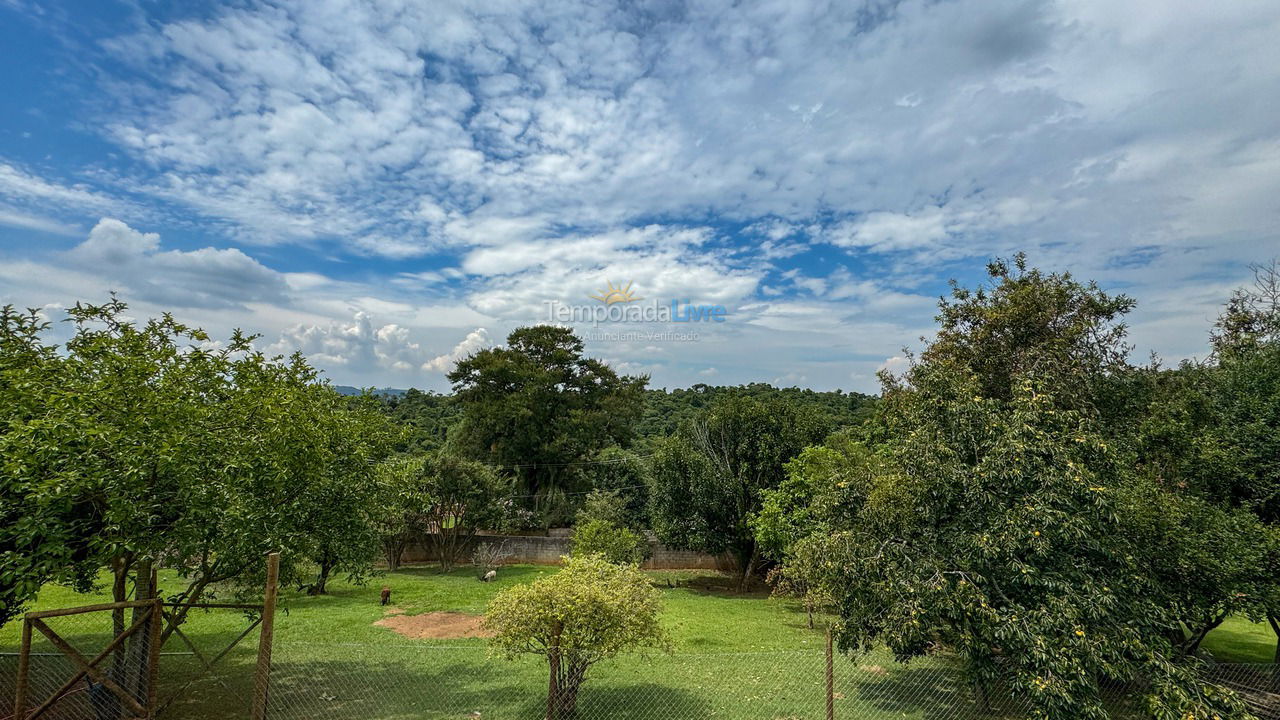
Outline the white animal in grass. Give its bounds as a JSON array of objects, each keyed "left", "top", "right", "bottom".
[{"left": 483, "top": 570, "right": 497, "bottom": 582}]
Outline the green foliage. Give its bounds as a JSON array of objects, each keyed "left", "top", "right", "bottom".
[
  {"left": 378, "top": 388, "right": 460, "bottom": 453},
  {"left": 585, "top": 446, "right": 650, "bottom": 527},
  {"left": 0, "top": 306, "right": 99, "bottom": 625},
  {"left": 636, "top": 383, "right": 875, "bottom": 441},
  {"left": 372, "top": 456, "right": 435, "bottom": 571},
  {"left": 0, "top": 298, "right": 399, "bottom": 625},
  {"left": 408, "top": 451, "right": 514, "bottom": 572},
  {"left": 781, "top": 259, "right": 1250, "bottom": 720},
  {"left": 649, "top": 395, "right": 831, "bottom": 589},
  {"left": 448, "top": 326, "right": 646, "bottom": 526},
  {"left": 570, "top": 519, "right": 648, "bottom": 566},
  {"left": 484, "top": 554, "right": 668, "bottom": 718}
]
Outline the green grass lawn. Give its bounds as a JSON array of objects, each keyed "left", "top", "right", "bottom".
[
  {"left": 0, "top": 563, "right": 1215, "bottom": 720},
  {"left": 1202, "top": 615, "right": 1277, "bottom": 664}
]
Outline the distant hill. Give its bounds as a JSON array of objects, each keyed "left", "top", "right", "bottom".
[{"left": 333, "top": 385, "right": 409, "bottom": 398}]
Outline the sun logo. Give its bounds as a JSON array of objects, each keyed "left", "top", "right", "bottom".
[{"left": 590, "top": 280, "right": 642, "bottom": 305}]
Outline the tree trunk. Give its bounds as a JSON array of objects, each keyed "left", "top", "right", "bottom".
[
  {"left": 128, "top": 559, "right": 155, "bottom": 704},
  {"left": 384, "top": 539, "right": 404, "bottom": 571},
  {"left": 311, "top": 555, "right": 334, "bottom": 595},
  {"left": 736, "top": 542, "right": 759, "bottom": 593},
  {"left": 1183, "top": 610, "right": 1228, "bottom": 656},
  {"left": 109, "top": 553, "right": 134, "bottom": 701}
]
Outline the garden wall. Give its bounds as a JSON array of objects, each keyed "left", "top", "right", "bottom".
[{"left": 402, "top": 533, "right": 735, "bottom": 571}]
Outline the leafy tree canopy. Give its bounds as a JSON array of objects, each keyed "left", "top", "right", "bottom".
[{"left": 448, "top": 325, "right": 646, "bottom": 525}]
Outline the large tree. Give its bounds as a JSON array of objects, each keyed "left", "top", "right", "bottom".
[
  {"left": 649, "top": 395, "right": 830, "bottom": 590},
  {"left": 448, "top": 325, "right": 646, "bottom": 525},
  {"left": 0, "top": 299, "right": 397, "bottom": 628},
  {"left": 775, "top": 258, "right": 1249, "bottom": 719}
]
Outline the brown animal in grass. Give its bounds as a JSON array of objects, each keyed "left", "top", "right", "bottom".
[{"left": 380, "top": 586, "right": 392, "bottom": 605}]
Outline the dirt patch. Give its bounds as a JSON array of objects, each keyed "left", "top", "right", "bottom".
[{"left": 374, "top": 611, "right": 493, "bottom": 639}]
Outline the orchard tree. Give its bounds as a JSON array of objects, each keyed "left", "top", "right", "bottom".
[
  {"left": 0, "top": 298, "right": 399, "bottom": 630},
  {"left": 412, "top": 451, "right": 513, "bottom": 572},
  {"left": 649, "top": 395, "right": 830, "bottom": 590},
  {"left": 449, "top": 326, "right": 646, "bottom": 525},
  {"left": 0, "top": 307, "right": 99, "bottom": 626},
  {"left": 788, "top": 259, "right": 1250, "bottom": 719},
  {"left": 291, "top": 391, "right": 400, "bottom": 594},
  {"left": 484, "top": 554, "right": 668, "bottom": 718},
  {"left": 372, "top": 456, "right": 434, "bottom": 571}
]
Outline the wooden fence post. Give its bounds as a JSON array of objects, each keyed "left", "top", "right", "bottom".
[
  {"left": 825, "top": 625, "right": 834, "bottom": 720},
  {"left": 145, "top": 597, "right": 163, "bottom": 718},
  {"left": 250, "top": 552, "right": 280, "bottom": 720},
  {"left": 13, "top": 618, "right": 32, "bottom": 720}
]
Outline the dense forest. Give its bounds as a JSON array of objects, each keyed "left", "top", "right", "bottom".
[{"left": 363, "top": 383, "right": 876, "bottom": 453}]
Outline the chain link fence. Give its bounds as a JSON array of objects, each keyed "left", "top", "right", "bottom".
[
  {"left": 264, "top": 640, "right": 1034, "bottom": 720},
  {"left": 6, "top": 614, "right": 1280, "bottom": 719}
]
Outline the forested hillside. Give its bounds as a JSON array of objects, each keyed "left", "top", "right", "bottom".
[{"left": 367, "top": 382, "right": 876, "bottom": 452}]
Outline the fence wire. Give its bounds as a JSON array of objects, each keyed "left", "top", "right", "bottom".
[
  {"left": 6, "top": 617, "right": 1280, "bottom": 719},
  {"left": 263, "top": 641, "right": 1034, "bottom": 720}
]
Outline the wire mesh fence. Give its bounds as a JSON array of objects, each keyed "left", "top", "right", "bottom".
[
  {"left": 263, "top": 641, "right": 1039, "bottom": 720},
  {"left": 262, "top": 640, "right": 1280, "bottom": 720},
  {"left": 0, "top": 601, "right": 262, "bottom": 720},
  {"left": 6, "top": 613, "right": 1280, "bottom": 719}
]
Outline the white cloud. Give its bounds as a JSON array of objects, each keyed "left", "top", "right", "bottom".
[
  {"left": 65, "top": 218, "right": 289, "bottom": 309},
  {"left": 423, "top": 328, "right": 491, "bottom": 373}
]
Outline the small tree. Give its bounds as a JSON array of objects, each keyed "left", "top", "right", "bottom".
[
  {"left": 571, "top": 490, "right": 649, "bottom": 565},
  {"left": 570, "top": 520, "right": 647, "bottom": 566},
  {"left": 372, "top": 456, "right": 434, "bottom": 571},
  {"left": 472, "top": 542, "right": 513, "bottom": 580},
  {"left": 484, "top": 554, "right": 668, "bottom": 718},
  {"left": 417, "top": 452, "right": 513, "bottom": 572}
]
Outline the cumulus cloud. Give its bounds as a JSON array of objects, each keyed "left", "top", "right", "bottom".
[
  {"left": 64, "top": 219, "right": 289, "bottom": 309},
  {"left": 2, "top": 0, "right": 1279, "bottom": 391},
  {"left": 423, "top": 328, "right": 491, "bottom": 373}
]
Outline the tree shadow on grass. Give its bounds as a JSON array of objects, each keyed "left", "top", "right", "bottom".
[
  {"left": 263, "top": 656, "right": 708, "bottom": 720},
  {"left": 838, "top": 664, "right": 1029, "bottom": 720}
]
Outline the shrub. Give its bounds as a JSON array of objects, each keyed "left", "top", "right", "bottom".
[
  {"left": 570, "top": 519, "right": 648, "bottom": 565},
  {"left": 484, "top": 554, "right": 668, "bottom": 718}
]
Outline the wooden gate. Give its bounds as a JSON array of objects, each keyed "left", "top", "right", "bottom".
[
  {"left": 12, "top": 599, "right": 163, "bottom": 719},
  {"left": 9, "top": 553, "right": 279, "bottom": 720}
]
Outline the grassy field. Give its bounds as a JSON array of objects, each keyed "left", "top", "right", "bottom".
[
  {"left": 1201, "top": 615, "right": 1277, "bottom": 664},
  {"left": 1, "top": 563, "right": 1263, "bottom": 720}
]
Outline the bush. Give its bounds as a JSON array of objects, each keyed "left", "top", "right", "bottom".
[
  {"left": 484, "top": 554, "right": 668, "bottom": 719},
  {"left": 570, "top": 519, "right": 648, "bottom": 565}
]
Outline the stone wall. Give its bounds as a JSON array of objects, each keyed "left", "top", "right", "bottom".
[{"left": 402, "top": 533, "right": 735, "bottom": 571}]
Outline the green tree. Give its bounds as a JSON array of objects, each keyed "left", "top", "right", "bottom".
[
  {"left": 292, "top": 392, "right": 400, "bottom": 594},
  {"left": 586, "top": 446, "right": 650, "bottom": 527},
  {"left": 0, "top": 307, "right": 99, "bottom": 626},
  {"left": 484, "top": 554, "right": 668, "bottom": 718},
  {"left": 449, "top": 326, "right": 646, "bottom": 525},
  {"left": 571, "top": 493, "right": 649, "bottom": 565},
  {"left": 793, "top": 259, "right": 1248, "bottom": 719},
  {"left": 412, "top": 451, "right": 513, "bottom": 572},
  {"left": 0, "top": 298, "right": 398, "bottom": 630},
  {"left": 649, "top": 395, "right": 830, "bottom": 590},
  {"left": 372, "top": 456, "right": 434, "bottom": 571}
]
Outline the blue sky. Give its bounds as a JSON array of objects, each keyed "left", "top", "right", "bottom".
[{"left": 1, "top": 0, "right": 1278, "bottom": 392}]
